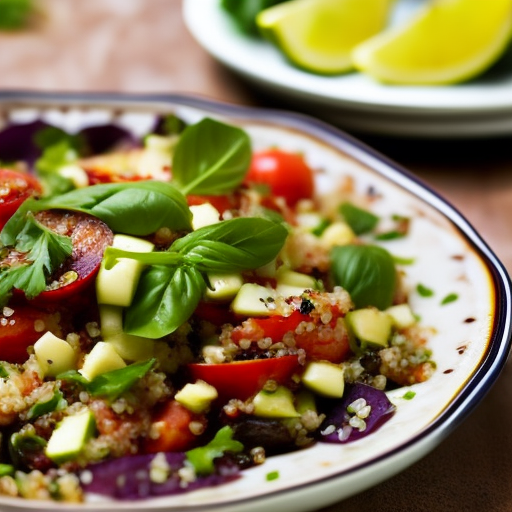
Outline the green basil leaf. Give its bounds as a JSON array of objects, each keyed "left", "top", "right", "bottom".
[
  {"left": 339, "top": 202, "right": 379, "bottom": 235},
  {"left": 173, "top": 217, "right": 288, "bottom": 272},
  {"left": 124, "top": 266, "right": 205, "bottom": 338},
  {"left": 87, "top": 358, "right": 156, "bottom": 400},
  {"left": 330, "top": 244, "right": 396, "bottom": 310},
  {"left": 0, "top": 0, "right": 34, "bottom": 30},
  {"left": 221, "top": 0, "right": 287, "bottom": 36},
  {"left": 172, "top": 118, "right": 251, "bottom": 196},
  {"left": 58, "top": 359, "right": 156, "bottom": 401},
  {"left": 186, "top": 425, "right": 243, "bottom": 476},
  {"left": 2, "top": 181, "right": 192, "bottom": 239}
]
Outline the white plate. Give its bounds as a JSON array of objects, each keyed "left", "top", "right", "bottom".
[
  {"left": 183, "top": 0, "right": 512, "bottom": 137},
  {"left": 0, "top": 91, "right": 510, "bottom": 512}
]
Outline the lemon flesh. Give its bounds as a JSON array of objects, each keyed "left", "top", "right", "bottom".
[
  {"left": 352, "top": 0, "right": 512, "bottom": 85},
  {"left": 257, "top": 0, "right": 393, "bottom": 74}
]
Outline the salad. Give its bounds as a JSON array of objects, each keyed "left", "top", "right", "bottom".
[{"left": 0, "top": 114, "right": 435, "bottom": 502}]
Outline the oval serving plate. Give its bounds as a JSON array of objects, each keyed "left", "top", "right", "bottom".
[{"left": 0, "top": 91, "right": 510, "bottom": 512}]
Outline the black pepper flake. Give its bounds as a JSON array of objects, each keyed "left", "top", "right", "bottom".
[{"left": 299, "top": 298, "right": 315, "bottom": 315}]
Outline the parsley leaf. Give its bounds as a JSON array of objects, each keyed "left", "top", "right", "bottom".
[{"left": 0, "top": 215, "right": 72, "bottom": 305}]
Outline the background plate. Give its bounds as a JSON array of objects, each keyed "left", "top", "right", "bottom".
[{"left": 183, "top": 0, "right": 512, "bottom": 137}]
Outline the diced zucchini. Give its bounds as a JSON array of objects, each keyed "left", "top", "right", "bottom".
[
  {"left": 45, "top": 408, "right": 96, "bottom": 464},
  {"left": 175, "top": 380, "right": 218, "bottom": 413},
  {"left": 275, "top": 267, "right": 317, "bottom": 288},
  {"left": 385, "top": 304, "right": 416, "bottom": 329},
  {"left": 33, "top": 332, "right": 77, "bottom": 378},
  {"left": 96, "top": 234, "right": 154, "bottom": 307},
  {"left": 230, "top": 283, "right": 277, "bottom": 317},
  {"left": 253, "top": 386, "right": 300, "bottom": 418},
  {"left": 320, "top": 221, "right": 355, "bottom": 248},
  {"left": 301, "top": 361, "right": 345, "bottom": 398},
  {"left": 79, "top": 342, "right": 126, "bottom": 381},
  {"left": 99, "top": 305, "right": 154, "bottom": 362},
  {"left": 190, "top": 203, "right": 220, "bottom": 230},
  {"left": 345, "top": 308, "right": 393, "bottom": 350},
  {"left": 58, "top": 164, "right": 89, "bottom": 188},
  {"left": 204, "top": 273, "right": 244, "bottom": 301}
]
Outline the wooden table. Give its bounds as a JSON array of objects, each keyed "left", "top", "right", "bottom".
[{"left": 1, "top": 1, "right": 511, "bottom": 510}]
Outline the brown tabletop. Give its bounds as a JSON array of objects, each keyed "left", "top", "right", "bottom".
[{"left": 1, "top": 1, "right": 511, "bottom": 510}]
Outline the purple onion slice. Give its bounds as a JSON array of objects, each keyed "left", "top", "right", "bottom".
[{"left": 319, "top": 383, "right": 395, "bottom": 444}]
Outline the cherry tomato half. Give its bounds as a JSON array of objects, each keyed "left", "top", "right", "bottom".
[
  {"left": 188, "top": 355, "right": 300, "bottom": 402},
  {"left": 144, "top": 400, "right": 204, "bottom": 454},
  {"left": 0, "top": 169, "right": 41, "bottom": 230},
  {"left": 245, "top": 149, "right": 314, "bottom": 207},
  {"left": 0, "top": 305, "right": 62, "bottom": 363},
  {"left": 9, "top": 211, "right": 113, "bottom": 306}
]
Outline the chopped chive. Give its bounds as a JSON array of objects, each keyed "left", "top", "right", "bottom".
[
  {"left": 266, "top": 470, "right": 279, "bottom": 481},
  {"left": 416, "top": 284, "right": 434, "bottom": 297},
  {"left": 374, "top": 231, "right": 405, "bottom": 241},
  {"left": 311, "top": 218, "right": 331, "bottom": 237},
  {"left": 402, "top": 391, "right": 416, "bottom": 400},
  {"left": 392, "top": 255, "right": 416, "bottom": 265},
  {"left": 441, "top": 293, "right": 458, "bottom": 305}
]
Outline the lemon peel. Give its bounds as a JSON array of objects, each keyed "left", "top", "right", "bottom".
[
  {"left": 352, "top": 0, "right": 512, "bottom": 85},
  {"left": 257, "top": 0, "right": 394, "bottom": 75}
]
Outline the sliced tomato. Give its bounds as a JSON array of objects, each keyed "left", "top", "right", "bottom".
[
  {"left": 186, "top": 194, "right": 240, "bottom": 215},
  {"left": 231, "top": 310, "right": 351, "bottom": 364},
  {"left": 0, "top": 169, "right": 41, "bottom": 230},
  {"left": 0, "top": 305, "right": 62, "bottom": 363},
  {"left": 85, "top": 168, "right": 147, "bottom": 185},
  {"left": 9, "top": 211, "right": 113, "bottom": 306},
  {"left": 188, "top": 355, "right": 300, "bottom": 401},
  {"left": 194, "top": 301, "right": 239, "bottom": 326},
  {"left": 144, "top": 400, "right": 204, "bottom": 454},
  {"left": 245, "top": 149, "right": 314, "bottom": 207},
  {"left": 230, "top": 311, "right": 310, "bottom": 344}
]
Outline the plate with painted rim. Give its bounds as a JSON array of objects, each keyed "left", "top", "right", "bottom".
[{"left": 0, "top": 91, "right": 510, "bottom": 512}]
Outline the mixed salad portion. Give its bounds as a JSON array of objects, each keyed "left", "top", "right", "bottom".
[{"left": 0, "top": 114, "right": 435, "bottom": 502}]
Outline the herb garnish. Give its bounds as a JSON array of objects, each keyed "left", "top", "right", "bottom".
[
  {"left": 105, "top": 217, "right": 288, "bottom": 338},
  {"left": 339, "top": 201, "right": 379, "bottom": 235}
]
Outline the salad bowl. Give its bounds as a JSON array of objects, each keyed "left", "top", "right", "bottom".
[{"left": 0, "top": 91, "right": 510, "bottom": 512}]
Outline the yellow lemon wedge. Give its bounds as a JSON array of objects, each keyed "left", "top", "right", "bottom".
[
  {"left": 256, "top": 0, "right": 394, "bottom": 74},
  {"left": 352, "top": 0, "right": 512, "bottom": 85}
]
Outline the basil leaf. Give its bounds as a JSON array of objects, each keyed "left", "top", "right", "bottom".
[
  {"left": 0, "top": 0, "right": 34, "bottom": 30},
  {"left": 339, "top": 202, "right": 379, "bottom": 235},
  {"left": 172, "top": 118, "right": 251, "bottom": 196},
  {"left": 87, "top": 358, "right": 156, "bottom": 400},
  {"left": 58, "top": 359, "right": 156, "bottom": 401},
  {"left": 186, "top": 426, "right": 243, "bottom": 476},
  {"left": 125, "top": 266, "right": 205, "bottom": 338},
  {"left": 173, "top": 217, "right": 288, "bottom": 272},
  {"left": 330, "top": 244, "right": 396, "bottom": 310},
  {"left": 2, "top": 181, "right": 192, "bottom": 240},
  {"left": 221, "top": 0, "right": 287, "bottom": 36}
]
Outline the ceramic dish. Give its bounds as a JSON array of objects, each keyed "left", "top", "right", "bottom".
[
  {"left": 183, "top": 0, "right": 512, "bottom": 137},
  {"left": 0, "top": 91, "right": 510, "bottom": 512}
]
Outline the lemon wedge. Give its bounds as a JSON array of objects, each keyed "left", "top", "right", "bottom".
[
  {"left": 352, "top": 0, "right": 512, "bottom": 85},
  {"left": 257, "top": 0, "right": 394, "bottom": 74}
]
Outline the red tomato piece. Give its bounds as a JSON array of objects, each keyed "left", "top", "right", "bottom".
[
  {"left": 7, "top": 211, "right": 113, "bottom": 306},
  {"left": 186, "top": 194, "right": 240, "bottom": 215},
  {"left": 144, "top": 400, "right": 205, "bottom": 454},
  {"left": 85, "top": 168, "right": 147, "bottom": 185},
  {"left": 194, "top": 301, "right": 239, "bottom": 327},
  {"left": 188, "top": 355, "right": 301, "bottom": 401},
  {"left": 0, "top": 305, "right": 62, "bottom": 363},
  {"left": 0, "top": 169, "right": 41, "bottom": 230},
  {"left": 245, "top": 149, "right": 314, "bottom": 207},
  {"left": 230, "top": 311, "right": 310, "bottom": 344}
]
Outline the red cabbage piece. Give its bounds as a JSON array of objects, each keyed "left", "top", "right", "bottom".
[
  {"left": 79, "top": 124, "right": 139, "bottom": 156},
  {"left": 79, "top": 452, "right": 240, "bottom": 500},
  {"left": 319, "top": 383, "right": 395, "bottom": 444},
  {"left": 0, "top": 120, "right": 52, "bottom": 166}
]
